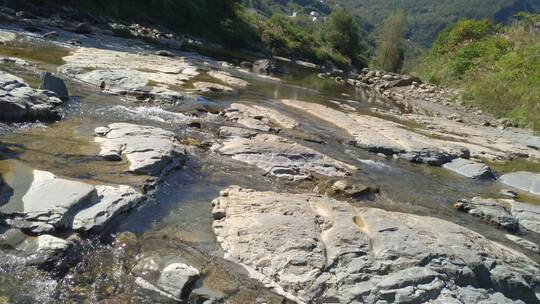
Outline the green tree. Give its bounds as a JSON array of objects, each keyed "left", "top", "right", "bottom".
[
  {"left": 321, "top": 11, "right": 365, "bottom": 66},
  {"left": 375, "top": 11, "right": 407, "bottom": 72}
]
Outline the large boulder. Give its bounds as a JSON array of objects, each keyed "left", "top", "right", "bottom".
[
  {"left": 39, "top": 71, "right": 69, "bottom": 100},
  {"left": 212, "top": 186, "right": 540, "bottom": 303},
  {"left": 212, "top": 127, "right": 355, "bottom": 181},
  {"left": 500, "top": 171, "right": 540, "bottom": 196},
  {"left": 0, "top": 71, "right": 63, "bottom": 122},
  {"left": 94, "top": 123, "right": 187, "bottom": 176},
  {"left": 442, "top": 158, "right": 494, "bottom": 179},
  {"left": 193, "top": 82, "right": 235, "bottom": 94}
]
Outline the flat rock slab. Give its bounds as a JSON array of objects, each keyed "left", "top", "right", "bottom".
[
  {"left": 442, "top": 158, "right": 494, "bottom": 179},
  {"left": 212, "top": 186, "right": 540, "bottom": 303},
  {"left": 508, "top": 200, "right": 540, "bottom": 234},
  {"left": 72, "top": 185, "right": 144, "bottom": 232},
  {"left": 207, "top": 70, "right": 249, "bottom": 88},
  {"left": 0, "top": 71, "right": 63, "bottom": 122},
  {"left": 501, "top": 171, "right": 540, "bottom": 196},
  {"left": 212, "top": 127, "right": 355, "bottom": 181},
  {"left": 222, "top": 103, "right": 299, "bottom": 132},
  {"left": 455, "top": 197, "right": 540, "bottom": 234},
  {"left": 193, "top": 82, "right": 235, "bottom": 93},
  {"left": 281, "top": 99, "right": 469, "bottom": 165},
  {"left": 506, "top": 234, "right": 539, "bottom": 253},
  {"left": 454, "top": 197, "right": 517, "bottom": 230},
  {"left": 95, "top": 123, "right": 186, "bottom": 176},
  {"left": 13, "top": 170, "right": 96, "bottom": 231},
  {"left": 0, "top": 168, "right": 146, "bottom": 233}
]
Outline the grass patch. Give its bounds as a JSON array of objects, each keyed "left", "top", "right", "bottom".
[{"left": 486, "top": 157, "right": 540, "bottom": 174}]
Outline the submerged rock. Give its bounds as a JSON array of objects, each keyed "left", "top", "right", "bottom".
[
  {"left": 39, "top": 72, "right": 69, "bottom": 100},
  {"left": 500, "top": 171, "right": 540, "bottom": 196},
  {"left": 252, "top": 59, "right": 283, "bottom": 76},
  {"left": 221, "top": 103, "right": 298, "bottom": 132},
  {"left": 212, "top": 186, "right": 540, "bottom": 303},
  {"left": 442, "top": 158, "right": 494, "bottom": 179},
  {"left": 281, "top": 99, "right": 469, "bottom": 165},
  {"left": 212, "top": 127, "right": 355, "bottom": 181},
  {"left": 207, "top": 70, "right": 249, "bottom": 88},
  {"left": 193, "top": 82, "right": 235, "bottom": 93},
  {"left": 94, "top": 123, "right": 187, "bottom": 176},
  {"left": 0, "top": 71, "right": 63, "bottom": 122}
]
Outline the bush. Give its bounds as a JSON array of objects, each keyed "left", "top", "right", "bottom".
[{"left": 416, "top": 15, "right": 540, "bottom": 130}]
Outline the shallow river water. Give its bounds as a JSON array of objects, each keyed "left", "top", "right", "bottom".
[{"left": 0, "top": 30, "right": 538, "bottom": 303}]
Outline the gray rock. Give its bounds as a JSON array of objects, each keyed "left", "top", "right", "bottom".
[
  {"left": 193, "top": 82, "right": 235, "bottom": 94},
  {"left": 505, "top": 234, "right": 539, "bottom": 253},
  {"left": 4, "top": 170, "right": 97, "bottom": 231},
  {"left": 221, "top": 103, "right": 298, "bottom": 132},
  {"left": 158, "top": 263, "right": 200, "bottom": 298},
  {"left": 72, "top": 185, "right": 144, "bottom": 232},
  {"left": 508, "top": 200, "right": 540, "bottom": 234},
  {"left": 212, "top": 186, "right": 540, "bottom": 303},
  {"left": 252, "top": 59, "right": 283, "bottom": 76},
  {"left": 501, "top": 172, "right": 540, "bottom": 196},
  {"left": 207, "top": 71, "right": 249, "bottom": 88},
  {"left": 16, "top": 234, "right": 71, "bottom": 266},
  {"left": 0, "top": 71, "right": 63, "bottom": 122},
  {"left": 132, "top": 255, "right": 200, "bottom": 300},
  {"left": 453, "top": 198, "right": 517, "bottom": 230},
  {"left": 94, "top": 123, "right": 187, "bottom": 176},
  {"left": 74, "top": 22, "right": 92, "bottom": 34},
  {"left": 155, "top": 50, "right": 175, "bottom": 57},
  {"left": 212, "top": 128, "right": 356, "bottom": 181},
  {"left": 281, "top": 99, "right": 469, "bottom": 165},
  {"left": 39, "top": 72, "right": 69, "bottom": 100},
  {"left": 442, "top": 158, "right": 494, "bottom": 179}
]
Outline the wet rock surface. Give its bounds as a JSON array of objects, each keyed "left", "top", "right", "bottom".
[
  {"left": 221, "top": 103, "right": 299, "bottom": 131},
  {"left": 39, "top": 71, "right": 69, "bottom": 100},
  {"left": 501, "top": 172, "right": 540, "bottom": 196},
  {"left": 212, "top": 127, "right": 356, "bottom": 181},
  {"left": 72, "top": 185, "right": 145, "bottom": 232},
  {"left": 442, "top": 158, "right": 494, "bottom": 179},
  {"left": 0, "top": 71, "right": 63, "bottom": 122},
  {"left": 207, "top": 70, "right": 249, "bottom": 88},
  {"left": 455, "top": 197, "right": 540, "bottom": 234},
  {"left": 0, "top": 170, "right": 146, "bottom": 234},
  {"left": 94, "top": 123, "right": 187, "bottom": 176},
  {"left": 212, "top": 186, "right": 540, "bottom": 303},
  {"left": 193, "top": 81, "right": 235, "bottom": 94},
  {"left": 281, "top": 99, "right": 469, "bottom": 165}
]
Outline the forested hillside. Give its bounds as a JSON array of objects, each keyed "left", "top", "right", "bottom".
[
  {"left": 245, "top": 0, "right": 540, "bottom": 46},
  {"left": 417, "top": 13, "right": 540, "bottom": 130}
]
